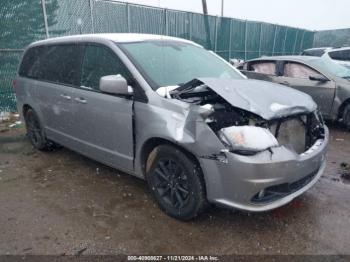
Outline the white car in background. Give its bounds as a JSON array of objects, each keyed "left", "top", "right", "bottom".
[{"left": 322, "top": 47, "right": 350, "bottom": 69}]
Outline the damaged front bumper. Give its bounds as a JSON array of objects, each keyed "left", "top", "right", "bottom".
[{"left": 199, "top": 126, "right": 329, "bottom": 212}]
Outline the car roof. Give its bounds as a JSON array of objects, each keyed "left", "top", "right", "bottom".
[
  {"left": 303, "top": 47, "right": 333, "bottom": 51},
  {"left": 29, "top": 33, "right": 200, "bottom": 47},
  {"left": 247, "top": 55, "right": 323, "bottom": 63},
  {"left": 327, "top": 46, "right": 350, "bottom": 52}
]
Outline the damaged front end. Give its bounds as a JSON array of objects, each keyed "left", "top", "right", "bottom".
[
  {"left": 161, "top": 78, "right": 328, "bottom": 211},
  {"left": 170, "top": 78, "right": 325, "bottom": 157}
]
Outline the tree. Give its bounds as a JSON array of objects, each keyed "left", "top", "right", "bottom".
[
  {"left": 0, "top": 0, "right": 63, "bottom": 111},
  {"left": 0, "top": 0, "right": 63, "bottom": 49}
]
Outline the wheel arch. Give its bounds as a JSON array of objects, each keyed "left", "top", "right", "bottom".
[
  {"left": 338, "top": 98, "right": 350, "bottom": 120},
  {"left": 139, "top": 137, "right": 203, "bottom": 180},
  {"left": 22, "top": 104, "right": 33, "bottom": 116}
]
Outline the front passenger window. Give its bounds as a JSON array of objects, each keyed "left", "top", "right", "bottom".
[
  {"left": 283, "top": 62, "right": 319, "bottom": 79},
  {"left": 81, "top": 45, "right": 131, "bottom": 91},
  {"left": 249, "top": 61, "right": 276, "bottom": 75}
]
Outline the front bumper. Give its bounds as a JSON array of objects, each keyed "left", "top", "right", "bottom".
[{"left": 199, "top": 126, "right": 329, "bottom": 212}]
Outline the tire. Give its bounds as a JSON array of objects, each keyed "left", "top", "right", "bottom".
[
  {"left": 146, "top": 145, "right": 207, "bottom": 220},
  {"left": 342, "top": 104, "right": 350, "bottom": 131},
  {"left": 24, "top": 108, "right": 53, "bottom": 150}
]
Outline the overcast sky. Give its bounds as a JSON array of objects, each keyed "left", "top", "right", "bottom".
[{"left": 120, "top": 0, "right": 350, "bottom": 31}]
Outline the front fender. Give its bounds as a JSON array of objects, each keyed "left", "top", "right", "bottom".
[{"left": 133, "top": 100, "right": 224, "bottom": 178}]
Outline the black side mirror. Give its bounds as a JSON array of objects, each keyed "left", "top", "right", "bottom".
[{"left": 309, "top": 75, "right": 329, "bottom": 82}]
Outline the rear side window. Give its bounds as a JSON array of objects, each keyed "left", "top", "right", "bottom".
[
  {"left": 19, "top": 44, "right": 84, "bottom": 86},
  {"left": 19, "top": 46, "right": 46, "bottom": 78},
  {"left": 328, "top": 50, "right": 350, "bottom": 61},
  {"left": 283, "top": 62, "right": 320, "bottom": 79},
  {"left": 249, "top": 61, "right": 276, "bottom": 75},
  {"left": 81, "top": 45, "right": 132, "bottom": 91}
]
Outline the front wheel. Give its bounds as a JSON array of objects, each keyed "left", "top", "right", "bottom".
[
  {"left": 146, "top": 145, "right": 208, "bottom": 221},
  {"left": 342, "top": 104, "right": 350, "bottom": 130}
]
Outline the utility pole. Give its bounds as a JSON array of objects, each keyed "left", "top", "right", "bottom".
[
  {"left": 201, "top": 0, "right": 208, "bottom": 15},
  {"left": 221, "top": 0, "right": 224, "bottom": 17},
  {"left": 201, "top": 0, "right": 212, "bottom": 50}
]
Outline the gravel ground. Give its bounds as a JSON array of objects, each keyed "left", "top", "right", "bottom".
[{"left": 0, "top": 123, "right": 349, "bottom": 255}]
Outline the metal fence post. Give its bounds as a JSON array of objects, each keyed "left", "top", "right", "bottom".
[
  {"left": 41, "top": 0, "right": 49, "bottom": 38},
  {"left": 189, "top": 13, "right": 192, "bottom": 40},
  {"left": 228, "top": 19, "right": 232, "bottom": 60},
  {"left": 127, "top": 3, "right": 130, "bottom": 33},
  {"left": 89, "top": 0, "right": 95, "bottom": 33},
  {"left": 258, "top": 23, "right": 263, "bottom": 57},
  {"left": 272, "top": 24, "right": 277, "bottom": 55},
  {"left": 292, "top": 30, "right": 298, "bottom": 55},
  {"left": 164, "top": 9, "right": 168, "bottom": 35},
  {"left": 244, "top": 20, "right": 247, "bottom": 60},
  {"left": 282, "top": 27, "right": 288, "bottom": 55},
  {"left": 299, "top": 30, "right": 305, "bottom": 53},
  {"left": 214, "top": 16, "right": 218, "bottom": 52}
]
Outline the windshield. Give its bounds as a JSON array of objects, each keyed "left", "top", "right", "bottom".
[
  {"left": 309, "top": 56, "right": 350, "bottom": 79},
  {"left": 118, "top": 41, "right": 244, "bottom": 89}
]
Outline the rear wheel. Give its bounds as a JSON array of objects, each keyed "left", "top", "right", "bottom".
[
  {"left": 342, "top": 104, "right": 350, "bottom": 130},
  {"left": 24, "top": 108, "right": 54, "bottom": 150},
  {"left": 146, "top": 145, "right": 207, "bottom": 220}
]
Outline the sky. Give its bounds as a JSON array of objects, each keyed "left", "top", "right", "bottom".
[{"left": 119, "top": 0, "right": 350, "bottom": 31}]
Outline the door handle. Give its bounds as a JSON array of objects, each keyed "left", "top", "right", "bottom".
[
  {"left": 60, "top": 94, "right": 71, "bottom": 100},
  {"left": 74, "top": 97, "right": 87, "bottom": 104}
]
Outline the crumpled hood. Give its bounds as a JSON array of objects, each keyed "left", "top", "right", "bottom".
[{"left": 197, "top": 78, "right": 317, "bottom": 120}]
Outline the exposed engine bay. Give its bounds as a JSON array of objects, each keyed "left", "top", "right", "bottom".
[{"left": 168, "top": 78, "right": 325, "bottom": 155}]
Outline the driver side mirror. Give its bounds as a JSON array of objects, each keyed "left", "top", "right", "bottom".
[
  {"left": 100, "top": 75, "right": 133, "bottom": 96},
  {"left": 309, "top": 74, "right": 329, "bottom": 82}
]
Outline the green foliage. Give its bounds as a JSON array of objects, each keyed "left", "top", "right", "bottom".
[{"left": 0, "top": 0, "right": 62, "bottom": 49}]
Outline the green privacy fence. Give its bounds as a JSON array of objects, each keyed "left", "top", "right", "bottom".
[
  {"left": 314, "top": 28, "right": 350, "bottom": 48},
  {"left": 0, "top": 0, "right": 315, "bottom": 111}
]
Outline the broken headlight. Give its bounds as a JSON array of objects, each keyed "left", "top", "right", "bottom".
[{"left": 218, "top": 126, "right": 279, "bottom": 155}]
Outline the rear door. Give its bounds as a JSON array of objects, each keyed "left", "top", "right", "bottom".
[
  {"left": 241, "top": 60, "right": 280, "bottom": 83},
  {"left": 69, "top": 44, "right": 134, "bottom": 172},
  {"left": 275, "top": 61, "right": 335, "bottom": 117},
  {"left": 20, "top": 44, "right": 84, "bottom": 143}
]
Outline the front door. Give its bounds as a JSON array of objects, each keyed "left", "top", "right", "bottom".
[
  {"left": 275, "top": 61, "right": 336, "bottom": 117},
  {"left": 69, "top": 44, "right": 134, "bottom": 172}
]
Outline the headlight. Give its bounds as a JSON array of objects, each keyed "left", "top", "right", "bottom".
[{"left": 218, "top": 126, "right": 278, "bottom": 154}]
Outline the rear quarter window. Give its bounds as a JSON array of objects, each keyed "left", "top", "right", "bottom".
[
  {"left": 19, "top": 46, "right": 46, "bottom": 78},
  {"left": 19, "top": 44, "right": 84, "bottom": 86}
]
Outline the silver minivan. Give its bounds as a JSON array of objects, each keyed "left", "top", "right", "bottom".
[{"left": 15, "top": 34, "right": 328, "bottom": 220}]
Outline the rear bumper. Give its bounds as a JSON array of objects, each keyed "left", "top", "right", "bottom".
[{"left": 199, "top": 126, "right": 329, "bottom": 212}]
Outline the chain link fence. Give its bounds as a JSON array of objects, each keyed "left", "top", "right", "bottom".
[{"left": 0, "top": 0, "right": 315, "bottom": 111}]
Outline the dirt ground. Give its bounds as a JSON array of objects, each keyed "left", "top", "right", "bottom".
[{"left": 0, "top": 122, "right": 350, "bottom": 255}]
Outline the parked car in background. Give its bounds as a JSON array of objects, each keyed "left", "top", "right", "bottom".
[
  {"left": 15, "top": 34, "right": 328, "bottom": 220},
  {"left": 322, "top": 47, "right": 350, "bottom": 69},
  {"left": 241, "top": 56, "right": 350, "bottom": 129},
  {"left": 301, "top": 47, "right": 333, "bottom": 57}
]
